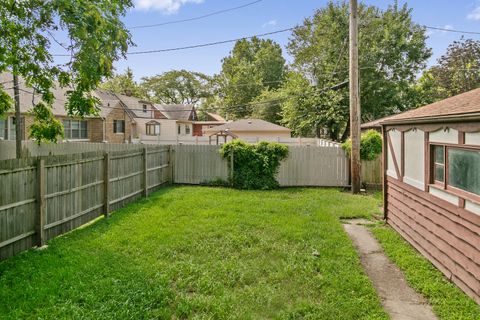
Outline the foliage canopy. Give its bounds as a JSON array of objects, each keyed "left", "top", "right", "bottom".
[
  {"left": 342, "top": 130, "right": 382, "bottom": 161},
  {"left": 0, "top": 0, "right": 132, "bottom": 142}
]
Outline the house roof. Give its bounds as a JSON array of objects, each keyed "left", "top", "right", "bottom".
[
  {"left": 204, "top": 119, "right": 291, "bottom": 133},
  {"left": 381, "top": 87, "right": 480, "bottom": 125},
  {"left": 206, "top": 112, "right": 226, "bottom": 122},
  {"left": 155, "top": 104, "right": 196, "bottom": 121},
  {"left": 361, "top": 115, "right": 397, "bottom": 129},
  {"left": 0, "top": 73, "right": 132, "bottom": 119},
  {"left": 0, "top": 72, "right": 106, "bottom": 118}
]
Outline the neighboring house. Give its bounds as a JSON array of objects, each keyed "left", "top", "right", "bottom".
[
  {"left": 204, "top": 119, "right": 291, "bottom": 143},
  {"left": 0, "top": 72, "right": 105, "bottom": 142},
  {"left": 154, "top": 104, "right": 197, "bottom": 137},
  {"left": 103, "top": 91, "right": 167, "bottom": 142},
  {"left": 379, "top": 88, "right": 480, "bottom": 304},
  {"left": 192, "top": 112, "right": 226, "bottom": 136},
  {"left": 0, "top": 72, "right": 169, "bottom": 143}
]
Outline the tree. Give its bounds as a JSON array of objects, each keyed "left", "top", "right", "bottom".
[
  {"left": 250, "top": 89, "right": 285, "bottom": 124},
  {"left": 287, "top": 1, "right": 431, "bottom": 140},
  {"left": 280, "top": 72, "right": 346, "bottom": 139},
  {"left": 100, "top": 67, "right": 144, "bottom": 97},
  {"left": 141, "top": 70, "right": 212, "bottom": 105},
  {"left": 418, "top": 38, "right": 480, "bottom": 102},
  {"left": 0, "top": 0, "right": 132, "bottom": 148},
  {"left": 219, "top": 37, "right": 286, "bottom": 119}
]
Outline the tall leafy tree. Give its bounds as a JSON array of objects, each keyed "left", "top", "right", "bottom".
[
  {"left": 141, "top": 70, "right": 212, "bottom": 105},
  {"left": 0, "top": 0, "right": 132, "bottom": 144},
  {"left": 418, "top": 38, "right": 480, "bottom": 102},
  {"left": 250, "top": 89, "right": 286, "bottom": 124},
  {"left": 100, "top": 67, "right": 144, "bottom": 97},
  {"left": 219, "top": 37, "right": 286, "bottom": 119},
  {"left": 286, "top": 1, "right": 431, "bottom": 140},
  {"left": 280, "top": 72, "right": 345, "bottom": 138}
]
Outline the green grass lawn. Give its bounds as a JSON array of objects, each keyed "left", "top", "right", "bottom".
[
  {"left": 371, "top": 224, "right": 480, "bottom": 320},
  {"left": 0, "top": 187, "right": 387, "bottom": 319}
]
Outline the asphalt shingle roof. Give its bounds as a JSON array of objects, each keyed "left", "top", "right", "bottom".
[
  {"left": 204, "top": 119, "right": 291, "bottom": 133},
  {"left": 381, "top": 87, "right": 480, "bottom": 124}
]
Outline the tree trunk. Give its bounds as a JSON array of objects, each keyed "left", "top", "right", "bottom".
[
  {"left": 340, "top": 118, "right": 351, "bottom": 142},
  {"left": 13, "top": 73, "right": 22, "bottom": 159}
]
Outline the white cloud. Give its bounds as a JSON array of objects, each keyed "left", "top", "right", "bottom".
[
  {"left": 135, "top": 0, "right": 204, "bottom": 13},
  {"left": 262, "top": 20, "right": 277, "bottom": 28},
  {"left": 467, "top": 6, "right": 480, "bottom": 20}
]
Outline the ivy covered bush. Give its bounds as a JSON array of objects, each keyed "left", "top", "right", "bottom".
[
  {"left": 220, "top": 140, "right": 289, "bottom": 190},
  {"left": 342, "top": 129, "right": 382, "bottom": 161}
]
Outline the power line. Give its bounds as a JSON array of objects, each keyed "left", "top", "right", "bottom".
[
  {"left": 129, "top": 0, "right": 264, "bottom": 29},
  {"left": 128, "top": 27, "right": 295, "bottom": 55},
  {"left": 52, "top": 27, "right": 295, "bottom": 57},
  {"left": 424, "top": 26, "right": 480, "bottom": 35}
]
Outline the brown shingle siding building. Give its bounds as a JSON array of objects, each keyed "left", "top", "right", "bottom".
[{"left": 379, "top": 88, "right": 480, "bottom": 304}]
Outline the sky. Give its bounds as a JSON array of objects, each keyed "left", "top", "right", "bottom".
[{"left": 56, "top": 0, "right": 480, "bottom": 80}]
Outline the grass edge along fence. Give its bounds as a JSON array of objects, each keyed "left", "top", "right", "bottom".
[{"left": 0, "top": 145, "right": 172, "bottom": 261}]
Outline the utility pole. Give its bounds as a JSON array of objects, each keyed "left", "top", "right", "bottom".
[
  {"left": 13, "top": 73, "right": 22, "bottom": 159},
  {"left": 349, "top": 0, "right": 361, "bottom": 193}
]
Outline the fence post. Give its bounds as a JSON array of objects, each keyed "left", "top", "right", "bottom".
[
  {"left": 230, "top": 150, "right": 234, "bottom": 186},
  {"left": 143, "top": 147, "right": 148, "bottom": 197},
  {"left": 103, "top": 152, "right": 110, "bottom": 217},
  {"left": 36, "top": 158, "right": 46, "bottom": 247},
  {"left": 169, "top": 145, "right": 175, "bottom": 184}
]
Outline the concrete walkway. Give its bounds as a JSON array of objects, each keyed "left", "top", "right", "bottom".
[{"left": 343, "top": 219, "right": 437, "bottom": 320}]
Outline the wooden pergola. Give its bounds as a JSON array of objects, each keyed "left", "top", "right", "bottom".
[{"left": 208, "top": 129, "right": 238, "bottom": 145}]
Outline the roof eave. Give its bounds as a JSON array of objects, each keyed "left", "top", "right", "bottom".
[{"left": 381, "top": 112, "right": 480, "bottom": 126}]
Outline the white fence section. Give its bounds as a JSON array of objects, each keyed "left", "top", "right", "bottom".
[
  {"left": 171, "top": 144, "right": 348, "bottom": 187},
  {"left": 141, "top": 135, "right": 337, "bottom": 147},
  {"left": 172, "top": 145, "right": 229, "bottom": 184},
  {"left": 277, "top": 146, "right": 349, "bottom": 187}
]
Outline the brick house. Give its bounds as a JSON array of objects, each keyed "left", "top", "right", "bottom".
[{"left": 0, "top": 73, "right": 167, "bottom": 143}]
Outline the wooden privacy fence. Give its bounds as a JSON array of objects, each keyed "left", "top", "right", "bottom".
[
  {"left": 171, "top": 145, "right": 350, "bottom": 187},
  {"left": 277, "top": 146, "right": 349, "bottom": 187},
  {"left": 0, "top": 141, "right": 147, "bottom": 160},
  {"left": 361, "top": 157, "right": 382, "bottom": 187},
  {"left": 0, "top": 146, "right": 171, "bottom": 260},
  {"left": 172, "top": 145, "right": 229, "bottom": 184}
]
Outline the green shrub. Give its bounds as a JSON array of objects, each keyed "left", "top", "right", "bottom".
[
  {"left": 342, "top": 130, "right": 382, "bottom": 161},
  {"left": 220, "top": 140, "right": 289, "bottom": 190}
]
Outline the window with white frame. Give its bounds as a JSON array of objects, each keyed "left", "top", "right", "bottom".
[
  {"left": 113, "top": 120, "right": 125, "bottom": 134},
  {"left": 177, "top": 124, "right": 181, "bottom": 135},
  {"left": 185, "top": 124, "right": 190, "bottom": 135},
  {"left": 63, "top": 119, "right": 88, "bottom": 139},
  {"left": 146, "top": 122, "right": 161, "bottom": 135},
  {"left": 0, "top": 118, "right": 6, "bottom": 140},
  {"left": 430, "top": 144, "right": 480, "bottom": 198}
]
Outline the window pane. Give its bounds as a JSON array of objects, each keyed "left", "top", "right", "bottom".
[
  {"left": 434, "top": 165, "right": 444, "bottom": 183},
  {"left": 10, "top": 117, "right": 16, "bottom": 140},
  {"left": 0, "top": 119, "right": 5, "bottom": 139},
  {"left": 434, "top": 146, "right": 444, "bottom": 164},
  {"left": 448, "top": 149, "right": 480, "bottom": 195},
  {"left": 155, "top": 124, "right": 160, "bottom": 135},
  {"left": 71, "top": 120, "right": 79, "bottom": 139},
  {"left": 80, "top": 121, "right": 88, "bottom": 139}
]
